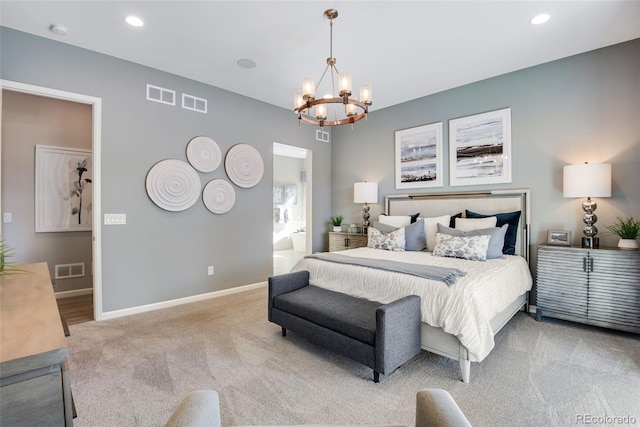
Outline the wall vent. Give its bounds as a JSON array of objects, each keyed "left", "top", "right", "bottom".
[
  {"left": 316, "top": 130, "right": 330, "bottom": 143},
  {"left": 182, "top": 93, "right": 208, "bottom": 113},
  {"left": 146, "top": 84, "right": 176, "bottom": 106},
  {"left": 55, "top": 263, "right": 85, "bottom": 279}
]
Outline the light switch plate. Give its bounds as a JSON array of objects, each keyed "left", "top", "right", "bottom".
[
  {"left": 3, "top": 213, "right": 12, "bottom": 223},
  {"left": 104, "top": 213, "right": 126, "bottom": 225}
]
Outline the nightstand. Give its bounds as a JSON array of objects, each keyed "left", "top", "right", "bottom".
[
  {"left": 328, "top": 231, "right": 368, "bottom": 252},
  {"left": 536, "top": 244, "right": 640, "bottom": 333}
]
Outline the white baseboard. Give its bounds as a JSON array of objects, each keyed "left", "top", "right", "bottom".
[
  {"left": 99, "top": 281, "right": 267, "bottom": 320},
  {"left": 529, "top": 305, "right": 537, "bottom": 314},
  {"left": 55, "top": 288, "right": 93, "bottom": 299}
]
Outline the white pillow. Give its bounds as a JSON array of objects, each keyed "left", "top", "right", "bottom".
[
  {"left": 419, "top": 215, "right": 451, "bottom": 252},
  {"left": 432, "top": 233, "right": 491, "bottom": 261},
  {"left": 455, "top": 216, "right": 497, "bottom": 231},
  {"left": 368, "top": 227, "right": 406, "bottom": 251},
  {"left": 378, "top": 215, "right": 412, "bottom": 228}
]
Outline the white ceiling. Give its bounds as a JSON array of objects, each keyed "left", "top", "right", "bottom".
[{"left": 2, "top": 1, "right": 639, "bottom": 112}]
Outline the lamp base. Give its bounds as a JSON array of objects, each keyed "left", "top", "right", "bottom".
[
  {"left": 362, "top": 203, "right": 371, "bottom": 235},
  {"left": 582, "top": 237, "right": 599, "bottom": 249}
]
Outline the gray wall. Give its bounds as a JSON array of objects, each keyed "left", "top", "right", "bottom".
[
  {"left": 0, "top": 27, "right": 332, "bottom": 312},
  {"left": 331, "top": 39, "right": 640, "bottom": 300},
  {"left": 2, "top": 26, "right": 638, "bottom": 312},
  {"left": 1, "top": 90, "right": 93, "bottom": 292}
]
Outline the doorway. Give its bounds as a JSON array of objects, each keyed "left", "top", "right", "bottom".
[
  {"left": 273, "top": 143, "right": 312, "bottom": 275},
  {"left": 1, "top": 80, "right": 103, "bottom": 321}
]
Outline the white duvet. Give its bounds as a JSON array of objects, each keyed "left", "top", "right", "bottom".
[{"left": 290, "top": 247, "right": 533, "bottom": 361}]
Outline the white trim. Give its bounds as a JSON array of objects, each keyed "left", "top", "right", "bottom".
[
  {"left": 100, "top": 281, "right": 267, "bottom": 320},
  {"left": 55, "top": 287, "right": 93, "bottom": 299},
  {"left": 1, "top": 79, "right": 103, "bottom": 321}
]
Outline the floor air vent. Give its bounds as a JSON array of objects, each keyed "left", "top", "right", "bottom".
[{"left": 55, "top": 263, "right": 85, "bottom": 279}]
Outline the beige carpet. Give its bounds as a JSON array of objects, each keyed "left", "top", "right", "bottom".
[{"left": 67, "top": 287, "right": 640, "bottom": 426}]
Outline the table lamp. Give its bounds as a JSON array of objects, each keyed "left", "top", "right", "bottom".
[
  {"left": 563, "top": 162, "right": 611, "bottom": 248},
  {"left": 354, "top": 182, "right": 378, "bottom": 234}
]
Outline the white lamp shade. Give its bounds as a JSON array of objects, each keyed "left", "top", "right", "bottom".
[
  {"left": 563, "top": 163, "right": 611, "bottom": 198},
  {"left": 354, "top": 182, "right": 378, "bottom": 204}
]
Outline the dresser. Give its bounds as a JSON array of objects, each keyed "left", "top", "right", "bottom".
[
  {"left": 536, "top": 245, "right": 640, "bottom": 333},
  {"left": 328, "top": 231, "right": 368, "bottom": 252},
  {"left": 0, "top": 262, "right": 74, "bottom": 426}
]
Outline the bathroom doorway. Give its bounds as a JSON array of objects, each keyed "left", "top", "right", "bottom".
[{"left": 273, "top": 143, "right": 312, "bottom": 275}]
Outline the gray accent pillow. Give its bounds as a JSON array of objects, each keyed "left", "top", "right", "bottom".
[
  {"left": 372, "top": 219, "right": 426, "bottom": 251},
  {"left": 437, "top": 223, "right": 507, "bottom": 259}
]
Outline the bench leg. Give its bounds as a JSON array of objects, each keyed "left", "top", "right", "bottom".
[
  {"left": 281, "top": 327, "right": 287, "bottom": 337},
  {"left": 373, "top": 371, "right": 380, "bottom": 383},
  {"left": 459, "top": 359, "right": 470, "bottom": 384}
]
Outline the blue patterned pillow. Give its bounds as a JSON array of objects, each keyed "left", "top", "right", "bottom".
[
  {"left": 368, "top": 226, "right": 406, "bottom": 251},
  {"left": 432, "top": 233, "right": 491, "bottom": 261}
]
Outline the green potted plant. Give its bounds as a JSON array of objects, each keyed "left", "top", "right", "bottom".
[
  {"left": 605, "top": 216, "right": 640, "bottom": 250},
  {"left": 0, "top": 241, "right": 28, "bottom": 286},
  {"left": 330, "top": 215, "right": 345, "bottom": 232}
]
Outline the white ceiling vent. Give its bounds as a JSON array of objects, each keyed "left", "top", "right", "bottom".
[
  {"left": 146, "top": 84, "right": 176, "bottom": 106},
  {"left": 55, "top": 263, "right": 85, "bottom": 279},
  {"left": 182, "top": 93, "right": 207, "bottom": 113},
  {"left": 316, "top": 129, "right": 330, "bottom": 143}
]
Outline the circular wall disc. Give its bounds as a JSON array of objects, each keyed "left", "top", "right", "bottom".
[
  {"left": 146, "top": 159, "right": 201, "bottom": 211},
  {"left": 202, "top": 179, "right": 236, "bottom": 214},
  {"left": 186, "top": 136, "right": 222, "bottom": 173},
  {"left": 225, "top": 144, "right": 264, "bottom": 188}
]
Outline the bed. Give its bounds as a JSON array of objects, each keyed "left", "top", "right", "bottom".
[{"left": 291, "top": 189, "right": 533, "bottom": 383}]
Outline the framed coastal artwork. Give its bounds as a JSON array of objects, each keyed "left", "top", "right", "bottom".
[
  {"left": 395, "top": 122, "right": 443, "bottom": 189},
  {"left": 449, "top": 108, "right": 512, "bottom": 186},
  {"left": 35, "top": 145, "right": 93, "bottom": 232}
]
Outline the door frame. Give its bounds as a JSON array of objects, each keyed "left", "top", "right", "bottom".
[
  {"left": 272, "top": 142, "right": 313, "bottom": 255},
  {"left": 1, "top": 79, "right": 104, "bottom": 320}
]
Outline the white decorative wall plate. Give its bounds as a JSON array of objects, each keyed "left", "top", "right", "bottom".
[
  {"left": 186, "top": 136, "right": 222, "bottom": 173},
  {"left": 146, "top": 159, "right": 201, "bottom": 211},
  {"left": 202, "top": 179, "right": 236, "bottom": 214},
  {"left": 225, "top": 143, "right": 264, "bottom": 188}
]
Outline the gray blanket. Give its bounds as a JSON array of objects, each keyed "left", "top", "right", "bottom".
[{"left": 306, "top": 252, "right": 466, "bottom": 286}]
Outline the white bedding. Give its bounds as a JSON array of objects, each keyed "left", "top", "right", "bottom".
[{"left": 290, "top": 247, "right": 533, "bottom": 362}]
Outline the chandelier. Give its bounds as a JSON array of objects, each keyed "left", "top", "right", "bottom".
[{"left": 293, "top": 9, "right": 372, "bottom": 128}]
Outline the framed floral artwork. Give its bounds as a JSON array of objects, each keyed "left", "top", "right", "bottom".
[
  {"left": 35, "top": 145, "right": 93, "bottom": 232},
  {"left": 449, "top": 108, "right": 512, "bottom": 186},
  {"left": 395, "top": 122, "right": 443, "bottom": 189}
]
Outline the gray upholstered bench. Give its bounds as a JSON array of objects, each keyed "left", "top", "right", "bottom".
[{"left": 268, "top": 270, "right": 421, "bottom": 382}]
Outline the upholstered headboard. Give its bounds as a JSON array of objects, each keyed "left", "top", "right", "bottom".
[{"left": 385, "top": 189, "right": 530, "bottom": 260}]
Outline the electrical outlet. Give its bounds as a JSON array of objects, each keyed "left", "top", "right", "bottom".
[
  {"left": 208, "top": 266, "right": 214, "bottom": 276},
  {"left": 3, "top": 213, "right": 12, "bottom": 223}
]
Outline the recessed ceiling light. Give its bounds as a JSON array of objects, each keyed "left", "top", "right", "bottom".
[
  {"left": 237, "top": 58, "right": 257, "bottom": 69},
  {"left": 124, "top": 15, "right": 144, "bottom": 27},
  {"left": 530, "top": 13, "right": 550, "bottom": 25},
  {"left": 49, "top": 24, "right": 69, "bottom": 36}
]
